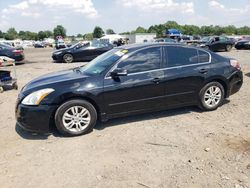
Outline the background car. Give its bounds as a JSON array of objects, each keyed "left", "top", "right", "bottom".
[
  {"left": 17, "top": 43, "right": 243, "bottom": 136},
  {"left": 235, "top": 36, "right": 250, "bottom": 50},
  {"left": 55, "top": 39, "right": 67, "bottom": 49},
  {"left": 52, "top": 41, "right": 114, "bottom": 63},
  {"left": 198, "top": 36, "right": 234, "bottom": 52},
  {"left": 0, "top": 43, "right": 24, "bottom": 62},
  {"left": 34, "top": 42, "right": 45, "bottom": 48}
]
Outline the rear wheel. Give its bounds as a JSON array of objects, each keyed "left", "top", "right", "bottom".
[
  {"left": 203, "top": 46, "right": 210, "bottom": 51},
  {"left": 55, "top": 100, "right": 97, "bottom": 136},
  {"left": 63, "top": 54, "right": 73, "bottom": 63},
  {"left": 225, "top": 45, "right": 232, "bottom": 52},
  {"left": 199, "top": 82, "right": 225, "bottom": 111}
]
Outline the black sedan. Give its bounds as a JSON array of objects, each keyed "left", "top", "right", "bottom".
[
  {"left": 52, "top": 41, "right": 113, "bottom": 63},
  {"left": 198, "top": 36, "right": 234, "bottom": 52},
  {"left": 16, "top": 43, "right": 243, "bottom": 136},
  {"left": 235, "top": 37, "right": 250, "bottom": 50},
  {"left": 0, "top": 43, "right": 24, "bottom": 62}
]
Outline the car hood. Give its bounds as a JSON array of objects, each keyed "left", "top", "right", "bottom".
[
  {"left": 53, "top": 47, "right": 71, "bottom": 54},
  {"left": 23, "top": 69, "right": 88, "bottom": 92},
  {"left": 237, "top": 40, "right": 250, "bottom": 43}
]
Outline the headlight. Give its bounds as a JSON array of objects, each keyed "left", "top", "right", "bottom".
[
  {"left": 22, "top": 88, "right": 55, "bottom": 105},
  {"left": 246, "top": 42, "right": 250, "bottom": 44},
  {"left": 53, "top": 51, "right": 62, "bottom": 55}
]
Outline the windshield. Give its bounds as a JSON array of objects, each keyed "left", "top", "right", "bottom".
[
  {"left": 201, "top": 37, "right": 211, "bottom": 42},
  {"left": 72, "top": 42, "right": 89, "bottom": 49},
  {"left": 80, "top": 48, "right": 125, "bottom": 75}
]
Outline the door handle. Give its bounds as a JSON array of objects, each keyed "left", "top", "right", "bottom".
[
  {"left": 199, "top": 69, "right": 208, "bottom": 74},
  {"left": 152, "top": 78, "right": 161, "bottom": 84}
]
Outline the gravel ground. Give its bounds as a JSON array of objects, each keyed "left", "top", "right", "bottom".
[{"left": 0, "top": 48, "right": 250, "bottom": 188}]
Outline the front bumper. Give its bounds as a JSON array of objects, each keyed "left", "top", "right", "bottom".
[
  {"left": 15, "top": 104, "right": 58, "bottom": 133},
  {"left": 235, "top": 43, "right": 250, "bottom": 49},
  {"left": 14, "top": 54, "right": 25, "bottom": 61}
]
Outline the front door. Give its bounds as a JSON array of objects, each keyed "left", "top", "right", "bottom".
[{"left": 103, "top": 47, "right": 165, "bottom": 116}]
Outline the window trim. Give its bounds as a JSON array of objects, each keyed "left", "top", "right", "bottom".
[{"left": 105, "top": 46, "right": 212, "bottom": 79}]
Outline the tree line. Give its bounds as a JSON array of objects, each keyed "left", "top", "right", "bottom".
[{"left": 1, "top": 21, "right": 250, "bottom": 41}]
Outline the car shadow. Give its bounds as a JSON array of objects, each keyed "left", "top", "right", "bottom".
[
  {"left": 15, "top": 123, "right": 62, "bottom": 140},
  {"left": 245, "top": 73, "right": 250, "bottom": 77},
  {"left": 95, "top": 106, "right": 202, "bottom": 131}
]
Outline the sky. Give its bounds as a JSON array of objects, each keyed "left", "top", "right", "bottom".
[{"left": 0, "top": 0, "right": 250, "bottom": 35}]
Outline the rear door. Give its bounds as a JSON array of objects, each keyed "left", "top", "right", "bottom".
[
  {"left": 103, "top": 47, "right": 165, "bottom": 116},
  {"left": 161, "top": 46, "right": 211, "bottom": 106}
]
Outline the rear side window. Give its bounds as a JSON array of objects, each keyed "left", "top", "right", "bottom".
[
  {"left": 117, "top": 47, "right": 161, "bottom": 74},
  {"left": 198, "top": 50, "right": 210, "bottom": 63},
  {"left": 165, "top": 46, "right": 198, "bottom": 67}
]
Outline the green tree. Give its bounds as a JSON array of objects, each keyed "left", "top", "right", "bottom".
[
  {"left": 83, "top": 33, "right": 93, "bottom": 40},
  {"left": 93, "top": 26, "right": 104, "bottom": 38},
  {"left": 38, "top": 31, "right": 47, "bottom": 40},
  {"left": 77, "top": 34, "right": 83, "bottom": 38},
  {"left": 44, "top": 30, "right": 53, "bottom": 38},
  {"left": 181, "top": 25, "right": 200, "bottom": 35},
  {"left": 5, "top": 28, "right": 18, "bottom": 40},
  {"left": 53, "top": 25, "right": 66, "bottom": 39},
  {"left": 135, "top": 26, "right": 147, "bottom": 33},
  {"left": 0, "top": 30, "right": 4, "bottom": 38},
  {"left": 18, "top": 31, "right": 26, "bottom": 39},
  {"left": 164, "top": 21, "right": 180, "bottom": 30},
  {"left": 106, "top": 29, "right": 115, "bottom": 34},
  {"left": 119, "top": 31, "right": 130, "bottom": 35}
]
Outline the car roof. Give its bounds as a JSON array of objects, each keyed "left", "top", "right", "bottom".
[
  {"left": 116, "top": 42, "right": 184, "bottom": 51},
  {"left": 116, "top": 42, "right": 197, "bottom": 52}
]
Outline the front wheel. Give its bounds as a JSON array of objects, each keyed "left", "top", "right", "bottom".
[
  {"left": 225, "top": 45, "right": 232, "bottom": 52},
  {"left": 63, "top": 54, "right": 73, "bottom": 63},
  {"left": 199, "top": 82, "right": 225, "bottom": 111},
  {"left": 55, "top": 100, "right": 97, "bottom": 136}
]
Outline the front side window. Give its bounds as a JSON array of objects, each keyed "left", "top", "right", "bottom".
[
  {"left": 165, "top": 46, "right": 198, "bottom": 67},
  {"left": 117, "top": 47, "right": 161, "bottom": 74}
]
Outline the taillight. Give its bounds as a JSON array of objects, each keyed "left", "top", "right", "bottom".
[
  {"left": 230, "top": 59, "right": 241, "bottom": 70},
  {"left": 13, "top": 50, "right": 23, "bottom": 54}
]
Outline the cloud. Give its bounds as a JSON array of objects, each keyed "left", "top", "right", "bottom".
[
  {"left": 0, "top": 0, "right": 99, "bottom": 29},
  {"left": 208, "top": 1, "right": 224, "bottom": 9},
  {"left": 208, "top": 0, "right": 250, "bottom": 14},
  {"left": 118, "top": 0, "right": 194, "bottom": 14}
]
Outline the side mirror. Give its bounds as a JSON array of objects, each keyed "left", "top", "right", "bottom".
[{"left": 110, "top": 68, "right": 128, "bottom": 78}]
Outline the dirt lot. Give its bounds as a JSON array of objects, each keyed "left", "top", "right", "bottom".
[{"left": 0, "top": 48, "right": 250, "bottom": 188}]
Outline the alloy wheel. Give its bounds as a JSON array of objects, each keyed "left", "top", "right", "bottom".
[
  {"left": 62, "top": 106, "right": 91, "bottom": 133},
  {"left": 63, "top": 54, "right": 73, "bottom": 63},
  {"left": 204, "top": 86, "right": 222, "bottom": 108}
]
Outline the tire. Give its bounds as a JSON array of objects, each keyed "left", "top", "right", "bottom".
[
  {"left": 225, "top": 45, "right": 232, "bottom": 52},
  {"left": 0, "top": 87, "right": 4, "bottom": 93},
  {"left": 55, "top": 99, "right": 97, "bottom": 136},
  {"left": 63, "top": 53, "right": 73, "bottom": 63},
  {"left": 203, "top": 46, "right": 210, "bottom": 51},
  {"left": 199, "top": 82, "right": 225, "bottom": 111}
]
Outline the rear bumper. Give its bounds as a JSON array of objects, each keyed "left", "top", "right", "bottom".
[
  {"left": 14, "top": 54, "right": 25, "bottom": 61},
  {"left": 15, "top": 104, "right": 58, "bottom": 133},
  {"left": 227, "top": 70, "right": 243, "bottom": 97}
]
